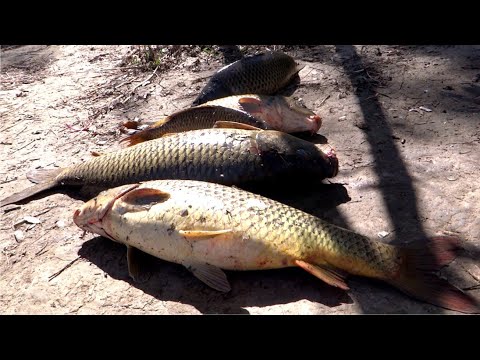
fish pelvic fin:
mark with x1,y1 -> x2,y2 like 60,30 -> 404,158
295,260 -> 350,290
186,262 -> 231,292
389,236 -> 480,314
127,245 -> 141,282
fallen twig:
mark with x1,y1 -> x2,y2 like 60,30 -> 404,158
0,120 -> 33,133
33,206 -> 56,217
130,65 -> 159,94
0,177 -> 17,184
12,139 -> 36,153
48,256 -> 81,281
318,95 -> 331,107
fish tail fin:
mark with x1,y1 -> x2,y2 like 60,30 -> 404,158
119,117 -> 171,146
390,236 -> 480,314
0,180 -> 58,207
119,131 -> 150,147
0,168 -> 62,207
26,168 -> 62,184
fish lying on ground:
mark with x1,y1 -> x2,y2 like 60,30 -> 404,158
122,95 -> 322,146
73,179 -> 480,314
193,51 -> 303,105
0,129 -> 338,207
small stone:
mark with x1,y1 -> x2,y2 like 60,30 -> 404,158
24,216 -> 41,224
377,231 -> 389,238
14,230 -> 25,242
56,220 -> 66,228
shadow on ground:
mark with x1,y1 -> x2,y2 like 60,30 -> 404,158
79,236 -> 353,314
1,45 -> 58,75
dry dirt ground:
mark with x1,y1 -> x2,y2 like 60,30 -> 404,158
0,45 -> 479,315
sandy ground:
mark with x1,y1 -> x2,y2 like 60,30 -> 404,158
0,45 -> 479,314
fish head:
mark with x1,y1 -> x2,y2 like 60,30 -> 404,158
273,97 -> 322,134
73,184 -> 140,241
257,131 -> 338,178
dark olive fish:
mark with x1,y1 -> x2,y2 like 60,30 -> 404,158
0,129 -> 338,207
192,51 -> 303,106
122,94 -> 322,146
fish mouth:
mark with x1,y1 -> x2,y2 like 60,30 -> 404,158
73,184 -> 140,240
325,148 -> 339,177
309,115 -> 322,134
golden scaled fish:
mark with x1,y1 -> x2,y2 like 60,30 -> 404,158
192,51 -> 303,105
73,180 -> 479,314
0,129 -> 338,207
122,95 -> 322,147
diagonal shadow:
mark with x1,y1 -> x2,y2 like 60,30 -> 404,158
334,45 -> 441,313
335,45 -> 427,244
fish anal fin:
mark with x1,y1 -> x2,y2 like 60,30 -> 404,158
213,121 -> 262,131
186,262 -> 231,292
295,259 -> 350,290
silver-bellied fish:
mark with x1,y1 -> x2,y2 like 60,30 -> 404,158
74,179 -> 479,314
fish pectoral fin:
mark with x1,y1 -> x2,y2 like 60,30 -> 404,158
119,188 -> 170,212
238,97 -> 263,114
213,121 -> 262,131
186,262 -> 231,293
295,260 -> 350,291
127,245 -> 141,281
179,229 -> 233,240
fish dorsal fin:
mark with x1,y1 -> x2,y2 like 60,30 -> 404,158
213,121 -> 262,131
150,116 -> 171,127
179,229 -> 233,239
119,188 -> 170,212
186,262 -> 231,292
295,260 -> 350,290
238,97 -> 264,114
